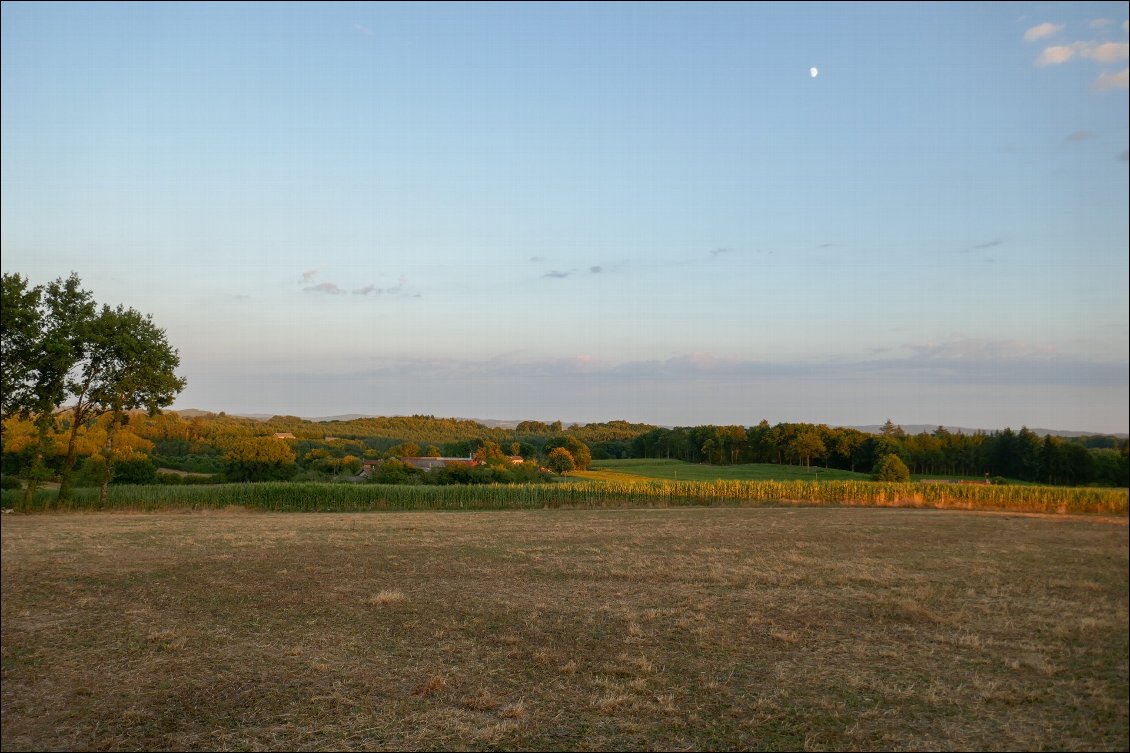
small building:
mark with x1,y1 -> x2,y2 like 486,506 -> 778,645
273,432 -> 296,440
359,457 -> 481,476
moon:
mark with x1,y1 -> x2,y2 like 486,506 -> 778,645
810,67 -> 819,78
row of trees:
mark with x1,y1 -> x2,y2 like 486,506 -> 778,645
1,273 -> 186,501
629,420 -> 1128,486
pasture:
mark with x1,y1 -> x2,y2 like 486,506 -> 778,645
2,508 -> 1127,751
587,458 -> 870,482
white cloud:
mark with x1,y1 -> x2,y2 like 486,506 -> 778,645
1094,68 -> 1129,90
1024,22 -> 1063,42
1089,18 -> 1112,29
1081,41 -> 1130,63
1036,44 -> 1077,65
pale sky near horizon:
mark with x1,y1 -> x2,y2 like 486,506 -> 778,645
3,2 -> 1128,433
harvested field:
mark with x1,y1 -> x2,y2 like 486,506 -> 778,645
2,508 -> 1127,751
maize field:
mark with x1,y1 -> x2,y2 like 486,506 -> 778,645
3,479 -> 1125,515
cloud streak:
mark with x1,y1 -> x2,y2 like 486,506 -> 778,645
304,282 -> 345,295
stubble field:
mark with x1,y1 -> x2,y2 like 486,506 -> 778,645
2,508 -> 1127,751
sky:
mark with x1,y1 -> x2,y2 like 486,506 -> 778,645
2,2 -> 1127,433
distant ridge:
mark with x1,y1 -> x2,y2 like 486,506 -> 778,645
169,410 -> 1126,438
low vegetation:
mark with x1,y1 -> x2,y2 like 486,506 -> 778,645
3,508 -> 1126,751
3,477 -> 1126,516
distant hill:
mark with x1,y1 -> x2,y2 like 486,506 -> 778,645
169,410 -> 1125,438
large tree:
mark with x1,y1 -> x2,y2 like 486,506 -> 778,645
14,274 -> 96,502
54,305 -> 186,501
788,431 -> 827,470
546,447 -> 576,475
543,435 -> 591,470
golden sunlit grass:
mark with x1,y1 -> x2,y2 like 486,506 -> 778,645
2,508 -> 1127,751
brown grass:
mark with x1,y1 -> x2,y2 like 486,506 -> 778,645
2,508 -> 1127,751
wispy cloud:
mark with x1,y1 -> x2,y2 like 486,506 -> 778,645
352,22 -> 374,37
1094,68 -> 1129,90
304,282 -> 345,295
1065,129 -> 1095,142
542,270 -> 572,279
529,256 -> 544,263
1024,22 -> 1063,42
301,269 -> 318,283
709,247 -> 735,258
589,265 -> 603,274
353,275 -> 413,297
1089,18 -> 1113,29
971,239 -> 1003,250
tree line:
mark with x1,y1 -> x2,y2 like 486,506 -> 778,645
628,420 -> 1128,486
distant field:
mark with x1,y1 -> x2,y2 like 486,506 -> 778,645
589,458 -> 871,482
2,509 -> 1126,751
587,459 -> 1029,486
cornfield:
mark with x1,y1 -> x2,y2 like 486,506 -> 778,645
2,479 -> 1125,515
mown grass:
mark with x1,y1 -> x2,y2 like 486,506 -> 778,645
3,477 -> 1126,516
2,508 -> 1127,751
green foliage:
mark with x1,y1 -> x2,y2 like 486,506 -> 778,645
0,475 -> 21,490
224,437 -> 298,482
0,273 -> 43,423
544,435 -> 591,470
547,447 -> 576,475
872,454 -> 911,482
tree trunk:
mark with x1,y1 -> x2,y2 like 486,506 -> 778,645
57,375 -> 96,502
22,415 -> 54,506
99,409 -> 119,507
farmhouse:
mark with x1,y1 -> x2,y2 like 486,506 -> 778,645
359,456 -> 481,476
273,432 -> 296,440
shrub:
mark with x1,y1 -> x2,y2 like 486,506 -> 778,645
0,475 -> 21,490
872,454 -> 911,482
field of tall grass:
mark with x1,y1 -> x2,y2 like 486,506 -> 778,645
4,478 -> 1125,515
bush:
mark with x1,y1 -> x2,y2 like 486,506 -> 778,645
872,454 -> 911,482
0,475 -> 21,490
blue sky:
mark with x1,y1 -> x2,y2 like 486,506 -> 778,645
3,2 -> 1127,432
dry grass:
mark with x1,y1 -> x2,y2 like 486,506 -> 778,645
2,508 -> 1127,751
